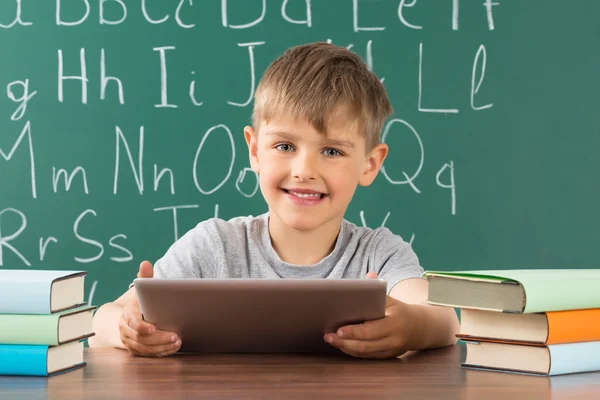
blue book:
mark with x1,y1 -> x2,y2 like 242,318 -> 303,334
462,340 -> 600,376
0,270 -> 86,314
0,341 -> 85,376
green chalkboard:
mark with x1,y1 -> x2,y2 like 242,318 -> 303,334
1,1 -> 599,307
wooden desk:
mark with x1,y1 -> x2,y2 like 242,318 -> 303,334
0,345 -> 599,399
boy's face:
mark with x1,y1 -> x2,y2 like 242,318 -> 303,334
244,113 -> 388,232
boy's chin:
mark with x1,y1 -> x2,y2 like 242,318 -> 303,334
274,210 -> 338,232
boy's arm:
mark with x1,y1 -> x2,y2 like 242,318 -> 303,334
88,288 -> 135,349
389,278 -> 459,351
325,274 -> 459,358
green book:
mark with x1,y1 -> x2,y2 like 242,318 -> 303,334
422,269 -> 600,313
0,305 -> 96,345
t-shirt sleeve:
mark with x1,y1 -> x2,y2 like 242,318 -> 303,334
372,229 -> 424,295
153,221 -> 218,279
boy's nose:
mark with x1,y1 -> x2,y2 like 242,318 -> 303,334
292,152 -> 317,181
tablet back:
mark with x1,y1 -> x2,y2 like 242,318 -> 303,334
135,278 -> 387,354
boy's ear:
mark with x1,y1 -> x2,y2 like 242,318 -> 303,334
358,143 -> 388,187
244,126 -> 259,174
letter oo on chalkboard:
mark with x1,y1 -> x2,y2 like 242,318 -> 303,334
0,0 -> 32,28
193,125 -> 235,195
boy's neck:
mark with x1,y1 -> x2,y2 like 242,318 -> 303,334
267,213 -> 342,265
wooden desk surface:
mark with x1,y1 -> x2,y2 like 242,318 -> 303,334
0,345 -> 599,400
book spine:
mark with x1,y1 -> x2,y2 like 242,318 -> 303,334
0,314 -> 58,345
0,345 -> 49,376
0,280 -> 51,314
549,342 -> 600,375
547,310 -> 600,344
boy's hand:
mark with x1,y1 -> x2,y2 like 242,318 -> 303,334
119,261 -> 182,357
323,272 -> 413,359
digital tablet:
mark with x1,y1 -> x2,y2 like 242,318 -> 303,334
134,278 -> 387,354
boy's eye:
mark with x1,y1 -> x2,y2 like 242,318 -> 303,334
323,148 -> 342,157
275,144 -> 294,152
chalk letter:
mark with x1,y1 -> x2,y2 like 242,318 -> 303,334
0,121 -> 37,198
222,0 -> 266,29
141,0 -> 168,24
53,166 -> 89,194
380,119 -> 423,194
0,208 -> 30,267
99,0 -> 127,25
189,71 -> 203,106
56,0 -> 90,26
154,205 -> 199,241
154,165 -> 175,194
101,49 -> 124,104
483,0 -> 499,31
366,40 -> 385,83
470,44 -> 493,111
153,46 -> 177,108
398,0 -> 422,30
193,125 -> 235,194
7,79 -> 37,121
352,0 -> 385,32
418,42 -> 459,114
359,210 -> 391,228
175,0 -> 195,28
235,167 -> 259,198
436,161 -> 456,215
281,0 -> 311,27
74,209 -> 104,263
227,42 -> 265,107
0,0 -> 33,28
113,126 -> 144,195
109,234 -> 133,262
58,48 -> 88,104
39,237 -> 58,261
452,0 -> 459,30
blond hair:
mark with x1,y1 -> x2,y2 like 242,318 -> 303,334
252,42 -> 392,151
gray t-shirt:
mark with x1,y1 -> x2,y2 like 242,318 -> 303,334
154,213 -> 424,294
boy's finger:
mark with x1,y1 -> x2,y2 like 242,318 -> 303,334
123,336 -> 181,357
324,334 -> 396,357
137,261 -> 154,278
366,272 -> 378,279
126,313 -> 156,335
336,318 -> 392,340
122,323 -> 178,346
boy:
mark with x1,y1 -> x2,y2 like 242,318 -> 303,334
89,43 -> 459,359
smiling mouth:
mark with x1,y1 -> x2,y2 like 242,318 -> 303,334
282,189 -> 327,199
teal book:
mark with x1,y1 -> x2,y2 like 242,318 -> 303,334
0,270 -> 86,314
462,340 -> 600,376
0,341 -> 85,377
422,269 -> 600,313
0,305 -> 96,345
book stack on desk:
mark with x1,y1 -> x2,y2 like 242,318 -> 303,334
0,270 -> 95,377
423,269 -> 600,376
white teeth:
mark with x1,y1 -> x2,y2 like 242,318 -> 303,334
289,191 -> 321,198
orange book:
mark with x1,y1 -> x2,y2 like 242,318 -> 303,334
457,308 -> 600,345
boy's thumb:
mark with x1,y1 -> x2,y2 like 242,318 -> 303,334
366,271 -> 378,279
137,260 -> 154,279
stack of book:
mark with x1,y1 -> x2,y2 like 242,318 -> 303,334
0,270 -> 95,377
423,269 -> 600,376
